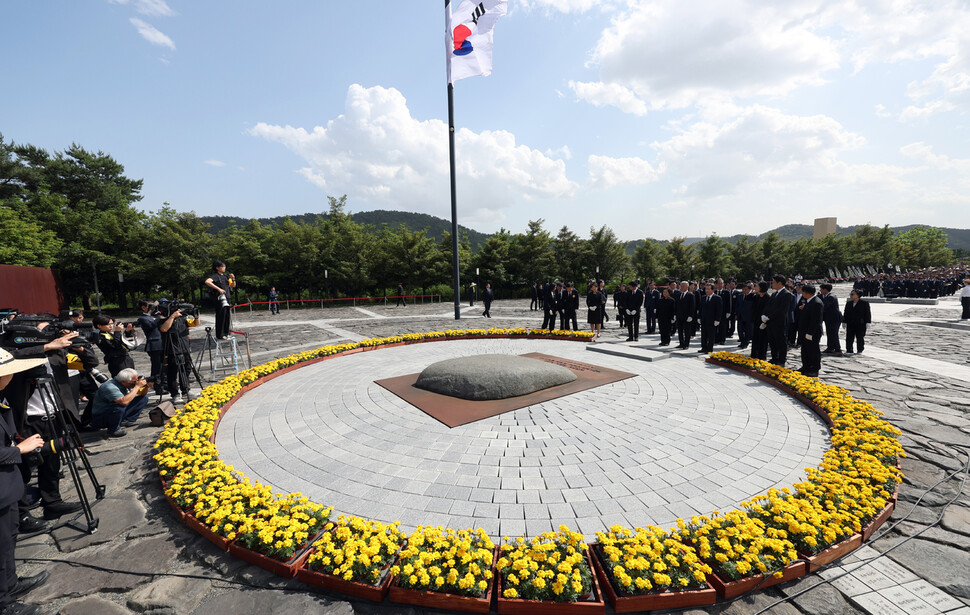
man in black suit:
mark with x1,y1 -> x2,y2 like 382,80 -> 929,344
819,283 -> 842,356
541,281 -> 560,330
691,282 -> 703,337
644,281 -> 660,334
797,285 -> 824,377
613,284 -> 627,329
736,283 -> 754,349
481,283 -> 494,318
561,282 -> 579,330
699,284 -> 723,353
761,275 -> 792,367
714,278 -> 732,344
843,289 -> 872,354
728,280 -> 743,338
668,280 -> 680,300
529,282 -> 539,311
675,281 -> 695,349
0,348 -> 51,615
625,281 -> 644,342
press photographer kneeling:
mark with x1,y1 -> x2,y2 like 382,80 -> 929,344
89,368 -> 148,438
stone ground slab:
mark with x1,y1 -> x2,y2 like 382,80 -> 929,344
52,492 -> 147,552
10,296 -> 970,614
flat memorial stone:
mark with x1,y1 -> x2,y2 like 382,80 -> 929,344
414,354 -> 577,400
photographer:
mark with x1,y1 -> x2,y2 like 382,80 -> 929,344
137,300 -> 165,396
160,306 -> 192,404
204,260 -> 235,340
89,368 -> 148,438
0,328 -> 83,531
92,315 -> 136,378
1,348 -> 51,615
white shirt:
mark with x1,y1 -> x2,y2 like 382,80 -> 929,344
961,284 -> 970,298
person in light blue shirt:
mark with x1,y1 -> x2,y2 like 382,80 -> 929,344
90,369 -> 148,437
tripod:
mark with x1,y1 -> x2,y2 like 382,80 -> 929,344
160,323 -> 203,401
30,376 -> 105,535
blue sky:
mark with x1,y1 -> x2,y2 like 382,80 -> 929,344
3,0 -> 969,241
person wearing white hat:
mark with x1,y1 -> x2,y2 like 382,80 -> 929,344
0,348 -> 51,615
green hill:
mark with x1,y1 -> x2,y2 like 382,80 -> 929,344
200,210 -> 969,255
624,224 -> 970,254
199,209 -> 490,250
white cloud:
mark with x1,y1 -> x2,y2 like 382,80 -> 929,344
571,1 -> 970,119
203,159 -> 227,167
249,84 -> 577,223
518,0 -> 612,14
134,0 -> 175,17
901,141 -> 970,173
568,81 -> 647,115
544,145 -> 572,160
587,155 -> 663,189
648,104 -> 889,200
578,1 -> 840,112
813,1 -> 970,120
129,17 -> 175,50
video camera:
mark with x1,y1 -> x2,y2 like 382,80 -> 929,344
156,299 -> 200,327
156,299 -> 195,317
0,313 -> 100,350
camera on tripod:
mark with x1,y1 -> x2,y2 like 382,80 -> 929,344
0,314 -> 100,349
156,299 -> 200,327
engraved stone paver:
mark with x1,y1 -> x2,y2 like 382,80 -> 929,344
216,338 -> 830,538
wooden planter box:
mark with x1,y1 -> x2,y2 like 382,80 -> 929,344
389,546 -> 495,613
800,533 -> 863,572
183,513 -> 231,551
163,491 -> 185,522
227,538 -> 316,579
590,544 -> 715,613
388,580 -> 493,613
862,495 -> 896,542
496,550 -> 605,615
706,561 -> 806,599
295,548 -> 396,602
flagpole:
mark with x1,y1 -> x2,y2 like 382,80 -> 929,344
446,0 -> 461,320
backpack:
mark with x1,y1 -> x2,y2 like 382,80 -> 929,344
148,401 -> 177,427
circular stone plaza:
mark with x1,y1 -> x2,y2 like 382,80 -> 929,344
216,337 -> 830,540
16,286 -> 970,615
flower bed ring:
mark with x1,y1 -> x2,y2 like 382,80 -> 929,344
155,336 -> 902,612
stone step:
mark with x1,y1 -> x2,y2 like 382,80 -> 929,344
925,320 -> 970,332
868,297 -> 940,304
585,343 -> 670,362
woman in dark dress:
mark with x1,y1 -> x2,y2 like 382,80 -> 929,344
586,282 -> 605,340
842,289 -> 871,354
656,287 -> 676,346
751,281 -> 770,360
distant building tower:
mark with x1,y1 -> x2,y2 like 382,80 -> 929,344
813,217 -> 837,239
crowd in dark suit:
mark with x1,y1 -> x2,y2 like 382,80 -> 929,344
529,273 -> 884,380
852,267 -> 968,299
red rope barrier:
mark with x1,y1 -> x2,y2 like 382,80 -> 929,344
232,294 -> 442,309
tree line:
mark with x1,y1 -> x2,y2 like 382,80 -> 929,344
0,135 -> 958,309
